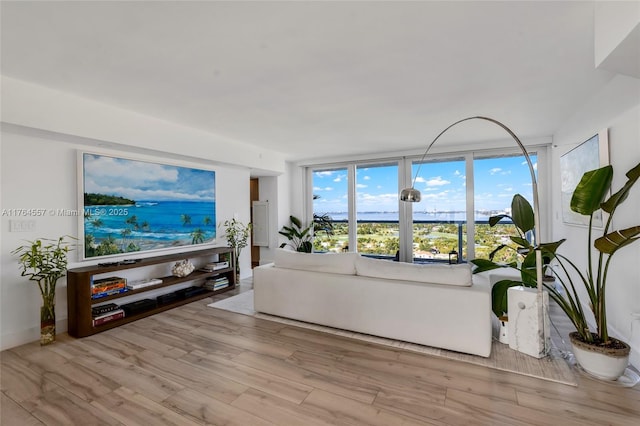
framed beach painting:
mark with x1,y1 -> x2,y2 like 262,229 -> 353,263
560,129 -> 609,227
78,151 -> 216,260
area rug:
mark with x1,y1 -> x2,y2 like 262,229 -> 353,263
208,290 -> 578,386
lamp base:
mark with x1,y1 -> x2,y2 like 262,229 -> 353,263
508,286 -> 550,358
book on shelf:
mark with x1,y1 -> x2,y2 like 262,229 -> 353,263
92,282 -> 126,295
201,261 -> 230,272
92,309 -> 125,326
205,277 -> 229,285
91,303 -> 120,317
126,278 -> 163,290
92,276 -> 127,295
203,277 -> 230,291
92,276 -> 127,286
91,287 -> 128,299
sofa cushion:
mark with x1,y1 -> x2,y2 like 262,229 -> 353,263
355,255 -> 472,286
273,249 -> 357,275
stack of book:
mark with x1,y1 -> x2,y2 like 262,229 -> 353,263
126,278 -> 163,290
91,276 -> 128,299
201,261 -> 229,272
91,303 -> 125,326
203,276 -> 230,291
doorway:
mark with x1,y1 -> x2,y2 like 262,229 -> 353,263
250,178 -> 260,268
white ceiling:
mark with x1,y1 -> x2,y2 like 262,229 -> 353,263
0,1 -> 616,162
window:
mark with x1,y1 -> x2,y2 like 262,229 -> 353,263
355,163 -> 399,257
312,167 -> 348,253
307,147 -> 545,263
473,154 -> 537,263
410,157 -> 466,262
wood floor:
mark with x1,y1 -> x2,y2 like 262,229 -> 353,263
2,282 -> 639,426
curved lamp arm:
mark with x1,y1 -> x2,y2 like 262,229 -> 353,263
400,116 -> 545,352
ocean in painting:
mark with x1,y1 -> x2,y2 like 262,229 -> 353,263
84,200 -> 216,254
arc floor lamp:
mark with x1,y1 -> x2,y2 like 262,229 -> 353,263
400,116 -> 548,357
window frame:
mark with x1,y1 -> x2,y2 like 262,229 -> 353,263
305,144 -> 549,262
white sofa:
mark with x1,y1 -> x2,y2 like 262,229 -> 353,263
253,250 -> 492,357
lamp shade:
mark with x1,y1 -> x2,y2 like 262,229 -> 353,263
400,187 -> 421,202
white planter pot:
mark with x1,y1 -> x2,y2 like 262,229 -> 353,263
570,332 -> 630,381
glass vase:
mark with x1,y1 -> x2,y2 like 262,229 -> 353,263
40,303 -> 56,345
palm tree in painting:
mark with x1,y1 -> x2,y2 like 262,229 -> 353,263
120,228 -> 132,251
90,218 -> 104,228
125,215 -> 139,229
96,235 -> 120,256
191,228 -> 206,244
84,234 -> 96,258
181,214 -> 192,226
122,215 -> 142,250
203,216 -> 212,226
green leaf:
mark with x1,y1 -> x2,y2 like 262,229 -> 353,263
298,241 -> 313,253
570,165 -> 613,216
519,251 -> 538,286
510,236 -> 531,249
594,226 -> 640,255
290,215 -> 302,229
492,280 -> 523,317
489,214 -> 511,227
469,259 -> 504,274
511,194 -> 534,233
539,239 -> 565,255
602,162 -> 640,213
488,244 -> 508,261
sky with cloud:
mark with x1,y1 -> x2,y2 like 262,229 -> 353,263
312,155 -> 535,215
83,154 -> 215,202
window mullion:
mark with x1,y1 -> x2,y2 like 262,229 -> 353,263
347,164 -> 357,252
465,153 -> 475,260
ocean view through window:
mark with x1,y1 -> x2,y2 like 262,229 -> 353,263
311,151 -> 539,264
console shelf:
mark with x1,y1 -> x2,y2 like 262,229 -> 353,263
67,247 -> 235,337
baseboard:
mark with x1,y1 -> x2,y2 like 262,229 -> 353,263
630,313 -> 640,370
630,342 -> 639,371
0,318 -> 68,351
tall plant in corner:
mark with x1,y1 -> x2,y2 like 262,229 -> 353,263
473,162 -> 640,380
12,236 -> 74,345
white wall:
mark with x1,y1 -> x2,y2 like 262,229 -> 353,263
1,76 -> 286,175
257,175 -> 279,265
0,74 -> 288,350
594,1 -> 640,78
256,162 -> 301,264
0,125 -> 253,350
552,74 -> 640,367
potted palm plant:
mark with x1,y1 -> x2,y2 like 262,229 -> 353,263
473,161 -> 640,380
279,215 -> 313,252
221,218 -> 252,283
12,236 -> 74,345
